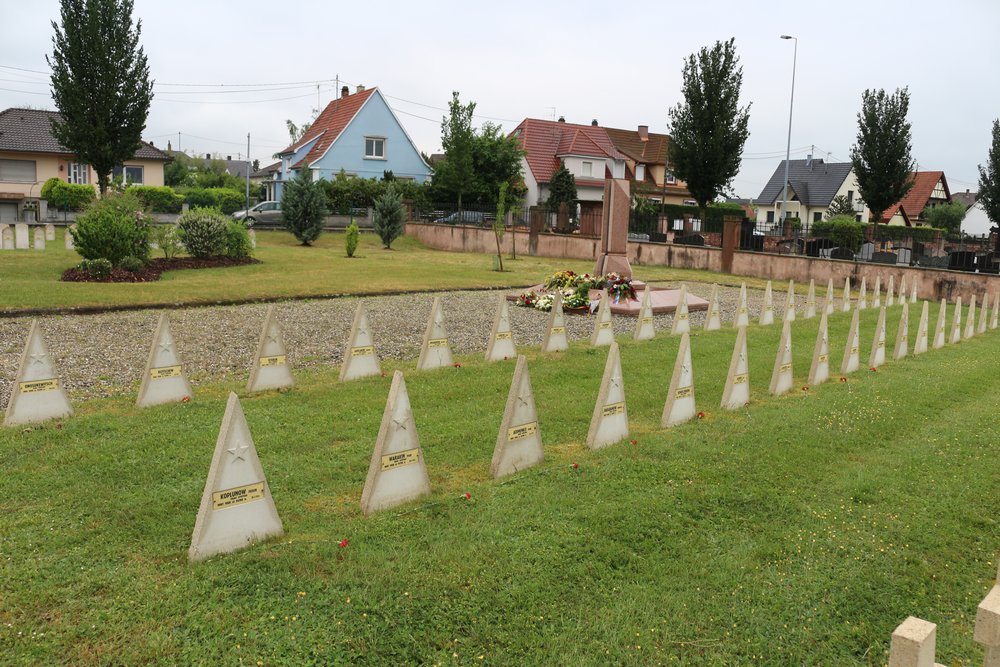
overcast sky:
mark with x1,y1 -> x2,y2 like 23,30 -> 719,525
1,0 -> 998,198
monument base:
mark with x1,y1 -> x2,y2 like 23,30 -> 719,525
594,253 -> 632,280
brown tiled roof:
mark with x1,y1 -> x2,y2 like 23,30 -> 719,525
511,118 -> 624,184
280,88 -> 377,168
604,126 -> 669,165
951,190 -> 977,209
895,171 -> 950,220
0,108 -> 169,160
251,161 -> 281,178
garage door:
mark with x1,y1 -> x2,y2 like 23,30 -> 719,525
0,202 -> 17,222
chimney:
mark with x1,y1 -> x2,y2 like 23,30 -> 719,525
806,153 -> 813,168
226,155 -> 232,161
356,84 -> 365,94
557,116 -> 565,123
341,85 -> 350,98
638,125 -> 649,141
206,153 -> 211,160
167,140 -> 172,151
591,119 -> 598,126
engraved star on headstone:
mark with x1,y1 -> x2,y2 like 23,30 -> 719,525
266,332 -> 281,345
517,392 -> 532,408
392,411 -> 411,432
227,441 -> 249,461
610,375 -> 622,389
158,336 -> 174,354
30,352 -> 48,366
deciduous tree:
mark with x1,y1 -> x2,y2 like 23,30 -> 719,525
434,92 -> 476,209
923,201 -> 966,234
978,119 -> 1000,227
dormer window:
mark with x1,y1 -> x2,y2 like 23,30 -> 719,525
636,164 -> 645,181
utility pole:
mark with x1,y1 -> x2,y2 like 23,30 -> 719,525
245,132 -> 251,215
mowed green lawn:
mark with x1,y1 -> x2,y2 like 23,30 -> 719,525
1,228 -> 785,313
2,302 -> 998,665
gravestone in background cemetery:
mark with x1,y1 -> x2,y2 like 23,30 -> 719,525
361,371 -> 431,515
670,284 -> 691,335
3,320 -> 73,427
590,290 -> 614,347
872,251 -> 897,265
485,296 -> 517,361
735,282 -> 750,328
541,293 -> 569,352
14,223 -> 28,249
808,310 -> 830,386
417,297 -> 454,371
340,302 -> 382,381
914,301 -> 929,355
769,319 -> 794,396
44,223 -> 54,241
246,305 -> 294,392
934,299 -> 947,349
873,276 -> 882,308
784,280 -> 796,322
586,342 -> 629,449
978,294 -> 988,334
825,278 -> 835,315
1,226 -> 12,249
136,313 -> 194,408
910,280 -> 917,304
661,331 -> 696,427
491,355 -> 543,478
64,227 -> 74,249
965,295 -> 977,340
830,246 -> 855,260
869,306 -> 887,368
895,247 -> 912,266
887,275 -> 896,307
32,227 -> 44,250
633,286 -> 655,341
841,307 -> 861,374
858,242 -> 875,261
858,277 -> 868,310
804,279 -> 816,319
898,276 -> 907,303
842,277 -> 852,312
188,392 -> 284,563
247,229 -> 256,248
992,293 -> 999,329
721,326 -> 750,410
893,301 -> 909,360
759,280 -> 775,326
703,284 -> 722,331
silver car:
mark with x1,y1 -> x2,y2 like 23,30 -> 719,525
233,201 -> 282,225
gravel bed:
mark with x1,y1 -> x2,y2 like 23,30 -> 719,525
0,281 -> 802,406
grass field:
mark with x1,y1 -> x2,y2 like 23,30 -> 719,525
0,229 -> 787,313
2,301 -> 998,665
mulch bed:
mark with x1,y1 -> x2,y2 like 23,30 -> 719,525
61,257 -> 261,283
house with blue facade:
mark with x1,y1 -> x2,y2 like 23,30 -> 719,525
272,85 -> 431,200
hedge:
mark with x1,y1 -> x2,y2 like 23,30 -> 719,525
180,187 -> 246,214
40,178 -> 96,211
131,186 -> 184,213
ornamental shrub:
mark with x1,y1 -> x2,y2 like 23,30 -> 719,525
283,167 -> 326,245
181,187 -> 245,214
811,215 -> 864,252
71,191 -> 150,265
43,178 -> 96,211
224,219 -> 253,259
149,223 -> 183,259
77,258 -> 112,279
372,187 -> 405,249
131,186 -> 183,213
345,218 -> 360,257
119,256 -> 145,273
177,207 -> 228,258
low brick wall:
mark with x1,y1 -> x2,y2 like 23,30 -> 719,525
407,222 -> 1000,301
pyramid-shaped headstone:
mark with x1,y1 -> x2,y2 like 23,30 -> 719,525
808,309 -> 830,386
721,327 -> 750,410
541,293 -> 569,352
914,301 -> 930,356
361,371 -> 431,515
491,355 -> 543,478
910,280 -> 917,304
586,342 -> 628,449
965,295 -> 977,340
136,313 -> 194,408
591,289 -> 615,347
869,306 -> 887,368
3,320 -> 73,426
858,276 -> 868,310
701,283 -> 722,331
933,299 -> 947,349
735,282 -> 750,328
893,301 -> 909,360
769,319 -> 794,396
978,294 -> 988,334
898,276 -> 907,306
887,275 -> 896,307
661,332 -> 696,427
825,278 -> 835,315
784,280 -> 796,322
804,279 -> 816,319
841,306 -> 862,374
991,293 -> 999,330
247,305 -> 294,392
633,286 -> 656,341
842,277 -> 852,312
417,297 -> 454,371
950,296 -> 963,343
485,296 -> 517,361
759,280 -> 775,325
873,276 -> 882,308
340,302 -> 382,381
671,284 -> 691,335
188,392 -> 284,562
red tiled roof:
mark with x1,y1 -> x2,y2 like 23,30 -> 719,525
603,126 -> 669,165
879,202 -> 911,225
891,171 -> 950,221
511,118 -> 624,184
281,88 -> 377,168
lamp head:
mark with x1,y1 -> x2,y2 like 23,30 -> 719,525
780,35 -> 794,40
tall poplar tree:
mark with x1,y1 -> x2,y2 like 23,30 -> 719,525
978,119 -> 1000,227
47,0 -> 154,194
434,92 -> 476,209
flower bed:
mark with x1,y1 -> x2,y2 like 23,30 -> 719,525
516,270 -> 637,312
62,256 -> 260,283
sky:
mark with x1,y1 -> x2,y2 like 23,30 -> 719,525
1,0 -> 998,198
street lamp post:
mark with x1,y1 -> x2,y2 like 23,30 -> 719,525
778,35 -> 797,241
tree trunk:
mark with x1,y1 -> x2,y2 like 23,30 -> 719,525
494,230 -> 504,272
97,172 -> 109,196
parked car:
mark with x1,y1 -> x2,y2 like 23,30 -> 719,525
233,201 -> 282,225
433,210 -> 487,226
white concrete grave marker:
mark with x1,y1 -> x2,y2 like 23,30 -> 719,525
591,289 -> 615,347
32,227 -> 44,250
485,295 -> 518,361
869,306 -> 887,369
992,292 -> 999,330
721,326 -> 750,410
841,306 -> 862,374
671,284 -> 691,335
888,616 -> 945,667
978,294 -> 989,334
873,276 -> 882,308
340,302 -> 381,381
3,320 -> 73,427
825,278 -> 835,315
1,226 -> 12,249
247,228 -> 256,249
735,282 -> 750,327
842,276 -> 852,312
247,305 -> 294,392
887,275 -> 896,307
950,296 -> 963,344
586,342 -> 629,449
804,278 -> 816,319
910,280 -> 918,303
974,577 -> 1000,667
64,226 -> 75,250
541,293 -> 569,352
188,392 -> 284,562
898,276 -> 907,306
769,319 -> 794,396
491,355 -> 543,478
136,313 -> 194,408
14,223 -> 28,249
893,301 -> 909,360
914,301 -> 929,356
661,332 -> 696,427
759,280 -> 775,325
858,276 -> 868,310
361,371 -> 431,515
633,286 -> 656,341
44,223 -> 55,241
808,309 -> 830,386
702,283 -> 722,331
933,299 -> 947,349
0,223 -> 7,248
417,297 -> 454,370
965,295 -> 977,340
783,280 -> 796,322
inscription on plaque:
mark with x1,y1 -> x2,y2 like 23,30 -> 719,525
494,332 -> 512,341
380,448 -> 420,471
351,346 -> 374,357
259,355 -> 286,367
601,402 -> 625,417
733,373 -> 748,385
427,338 -> 448,349
779,363 -> 792,373
599,321 -> 612,330
18,378 -> 59,393
150,365 -> 182,379
549,326 -> 565,335
212,481 -> 265,510
674,386 -> 693,399
818,354 -> 828,363
507,422 -> 537,441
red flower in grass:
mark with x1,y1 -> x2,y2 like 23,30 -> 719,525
629,439 -> 637,446
697,411 -> 706,419
454,362 -> 462,368
380,371 -> 386,378
338,538 -> 349,549
802,386 -> 809,392
840,377 -> 848,383
464,492 -> 471,500
181,396 -> 190,403
869,367 -> 878,372
571,462 -> 579,470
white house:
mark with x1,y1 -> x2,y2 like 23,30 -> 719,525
755,158 -> 869,225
